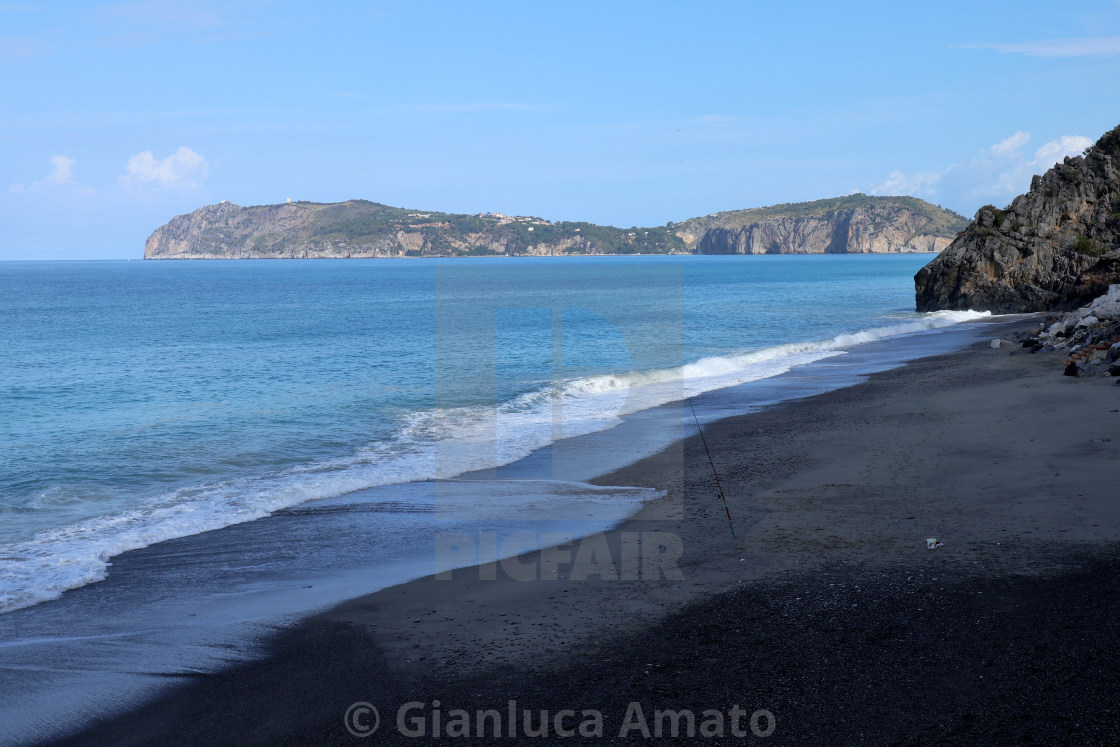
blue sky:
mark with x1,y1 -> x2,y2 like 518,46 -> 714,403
2,1 -> 1119,259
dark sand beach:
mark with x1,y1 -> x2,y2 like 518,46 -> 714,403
54,321 -> 1120,745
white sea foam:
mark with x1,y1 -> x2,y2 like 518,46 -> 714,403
0,309 -> 990,613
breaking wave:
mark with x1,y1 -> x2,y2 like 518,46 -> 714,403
0,309 -> 989,613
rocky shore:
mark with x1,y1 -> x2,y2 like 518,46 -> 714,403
1000,285 -> 1120,379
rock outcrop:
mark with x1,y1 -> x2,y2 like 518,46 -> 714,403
915,125 -> 1120,313
1013,285 -> 1120,379
690,197 -> 959,255
145,195 -> 966,259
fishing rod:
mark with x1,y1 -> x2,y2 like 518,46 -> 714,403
686,396 -> 737,539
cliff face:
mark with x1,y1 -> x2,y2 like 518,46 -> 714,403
915,125 -> 1120,313
144,195 -> 966,259
690,202 -> 954,255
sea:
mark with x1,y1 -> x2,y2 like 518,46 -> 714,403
0,255 -> 994,742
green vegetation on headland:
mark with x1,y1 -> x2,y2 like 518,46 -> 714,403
683,194 -> 967,236
305,200 -> 688,255
145,195 -> 969,259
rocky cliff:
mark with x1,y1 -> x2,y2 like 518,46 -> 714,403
686,195 -> 962,255
915,125 -> 1120,313
145,195 -> 966,260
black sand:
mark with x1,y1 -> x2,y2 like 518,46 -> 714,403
49,329 -> 1120,746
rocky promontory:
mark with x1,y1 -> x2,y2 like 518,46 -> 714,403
684,195 -> 962,255
915,124 -> 1120,313
144,195 -> 965,260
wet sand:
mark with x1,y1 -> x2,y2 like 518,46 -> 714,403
53,323 -> 1120,745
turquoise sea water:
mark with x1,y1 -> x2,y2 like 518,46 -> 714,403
0,255 -> 986,613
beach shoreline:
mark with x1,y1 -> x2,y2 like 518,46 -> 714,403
49,318 -> 1120,745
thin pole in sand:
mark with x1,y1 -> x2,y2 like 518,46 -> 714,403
686,396 -> 737,539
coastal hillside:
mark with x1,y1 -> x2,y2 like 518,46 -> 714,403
144,195 -> 966,259
915,124 -> 1120,313
682,195 -> 965,254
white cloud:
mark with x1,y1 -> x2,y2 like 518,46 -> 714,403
41,154 -> 76,186
120,146 -> 209,188
876,169 -> 944,195
1032,135 -> 1093,169
967,36 -> 1120,58
987,131 -> 1030,156
871,131 -> 1094,212
8,154 -> 91,193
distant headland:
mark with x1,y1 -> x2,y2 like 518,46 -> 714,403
144,195 -> 967,260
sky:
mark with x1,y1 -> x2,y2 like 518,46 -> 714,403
2,1 -> 1119,259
